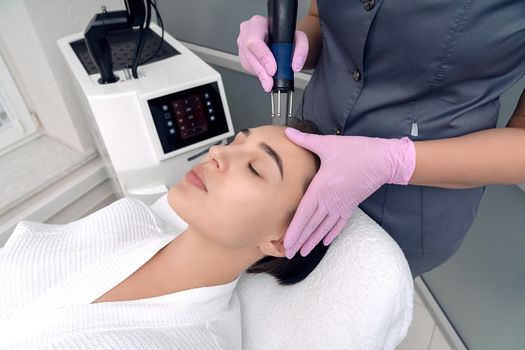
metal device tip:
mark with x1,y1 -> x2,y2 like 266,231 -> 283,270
270,92 -> 275,118
277,91 -> 281,118
287,91 -> 293,118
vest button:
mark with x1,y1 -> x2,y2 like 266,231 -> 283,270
333,128 -> 341,135
363,0 -> 375,11
352,69 -> 361,81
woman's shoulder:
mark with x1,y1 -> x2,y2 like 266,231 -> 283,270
0,197 -> 169,320
2,198 -> 160,250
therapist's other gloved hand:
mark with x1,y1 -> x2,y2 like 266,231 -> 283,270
237,15 -> 309,92
283,128 -> 417,258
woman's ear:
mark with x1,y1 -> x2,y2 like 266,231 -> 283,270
258,237 -> 286,257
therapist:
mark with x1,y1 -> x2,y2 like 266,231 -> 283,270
237,0 -> 525,277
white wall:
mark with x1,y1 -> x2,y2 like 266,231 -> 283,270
0,0 -> 122,153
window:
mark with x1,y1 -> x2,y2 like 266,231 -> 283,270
0,51 -> 39,154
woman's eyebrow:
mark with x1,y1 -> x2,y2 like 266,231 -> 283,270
240,128 -> 284,180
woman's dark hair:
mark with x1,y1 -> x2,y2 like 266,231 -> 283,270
246,118 -> 331,285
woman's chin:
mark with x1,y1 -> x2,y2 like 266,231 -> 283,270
167,184 -> 190,210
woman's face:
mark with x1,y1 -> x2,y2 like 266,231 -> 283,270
167,125 -> 317,256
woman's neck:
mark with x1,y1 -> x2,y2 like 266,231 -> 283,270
155,226 -> 264,291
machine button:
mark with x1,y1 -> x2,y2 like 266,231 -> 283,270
352,69 -> 361,81
333,128 -> 341,135
363,0 -> 375,11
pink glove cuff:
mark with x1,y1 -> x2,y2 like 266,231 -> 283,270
390,136 -> 417,185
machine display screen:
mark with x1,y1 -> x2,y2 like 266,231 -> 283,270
147,82 -> 229,155
171,95 -> 208,140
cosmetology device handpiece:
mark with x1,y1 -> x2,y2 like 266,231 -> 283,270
267,0 -> 298,125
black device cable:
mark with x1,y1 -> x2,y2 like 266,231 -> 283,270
130,1 -> 146,78
131,0 -> 151,78
139,0 -> 164,65
131,1 -> 151,79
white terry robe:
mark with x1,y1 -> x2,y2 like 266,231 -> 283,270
0,195 -> 241,349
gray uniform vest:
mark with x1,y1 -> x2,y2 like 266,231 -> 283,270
296,0 -> 525,276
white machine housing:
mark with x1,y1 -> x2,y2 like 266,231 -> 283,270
58,24 -> 234,203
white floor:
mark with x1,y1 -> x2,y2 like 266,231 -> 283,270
397,289 -> 453,350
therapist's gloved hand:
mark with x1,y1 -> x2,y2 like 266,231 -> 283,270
283,128 -> 417,258
237,15 -> 309,92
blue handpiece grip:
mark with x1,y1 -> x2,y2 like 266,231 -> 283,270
271,43 -> 293,81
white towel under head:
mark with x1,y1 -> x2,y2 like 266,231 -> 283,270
236,207 -> 414,350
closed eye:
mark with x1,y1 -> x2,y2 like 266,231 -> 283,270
248,163 -> 260,177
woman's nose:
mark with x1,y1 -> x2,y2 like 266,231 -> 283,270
207,144 -> 229,171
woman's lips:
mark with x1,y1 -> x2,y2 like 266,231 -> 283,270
185,168 -> 207,192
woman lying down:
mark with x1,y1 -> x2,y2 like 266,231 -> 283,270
0,120 -> 332,349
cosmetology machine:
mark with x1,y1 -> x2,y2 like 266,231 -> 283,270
58,0 -> 233,203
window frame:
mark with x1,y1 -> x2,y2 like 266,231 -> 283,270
0,51 -> 39,155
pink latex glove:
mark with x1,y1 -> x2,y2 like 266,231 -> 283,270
284,128 -> 417,258
237,15 -> 309,92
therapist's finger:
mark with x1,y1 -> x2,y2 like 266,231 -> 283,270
246,38 -> 277,76
239,37 -> 274,91
322,215 -> 351,246
284,128 -> 327,156
285,203 -> 327,259
299,213 -> 339,257
284,190 -> 318,252
292,30 -> 309,72
245,51 -> 274,92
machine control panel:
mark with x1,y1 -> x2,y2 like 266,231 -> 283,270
148,82 -> 229,155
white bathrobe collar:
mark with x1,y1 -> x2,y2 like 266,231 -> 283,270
149,193 -> 189,233
0,196 -> 240,347
1,274 -> 240,346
